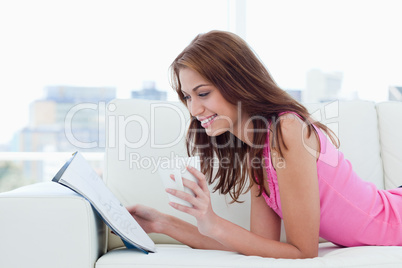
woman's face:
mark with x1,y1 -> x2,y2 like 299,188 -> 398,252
179,68 -> 249,139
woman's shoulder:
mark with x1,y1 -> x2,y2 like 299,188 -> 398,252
271,111 -> 320,160
277,111 -> 303,121
268,112 -> 303,145
275,112 -> 305,135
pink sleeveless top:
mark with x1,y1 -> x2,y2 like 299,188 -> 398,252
262,112 -> 402,247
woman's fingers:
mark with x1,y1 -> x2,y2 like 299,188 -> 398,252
126,204 -> 140,215
167,166 -> 211,213
168,174 -> 208,202
181,177 -> 206,198
169,165 -> 207,190
166,187 -> 202,208
169,170 -> 207,197
186,165 -> 209,191
168,200 -> 196,215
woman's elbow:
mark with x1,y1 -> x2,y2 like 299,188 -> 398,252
298,248 -> 318,259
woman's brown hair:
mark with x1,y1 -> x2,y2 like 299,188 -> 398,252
170,30 -> 339,202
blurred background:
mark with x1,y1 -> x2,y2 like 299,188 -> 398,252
1,0 -> 401,192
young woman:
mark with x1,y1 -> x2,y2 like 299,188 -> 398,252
127,30 -> 402,259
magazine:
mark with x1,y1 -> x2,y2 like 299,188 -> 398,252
52,152 -> 155,254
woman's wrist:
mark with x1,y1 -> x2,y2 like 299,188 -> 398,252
196,212 -> 222,238
154,212 -> 173,235
203,215 -> 229,245
210,215 -> 224,238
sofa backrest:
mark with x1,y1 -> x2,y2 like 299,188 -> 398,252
376,102 -> 402,189
104,99 -> 400,250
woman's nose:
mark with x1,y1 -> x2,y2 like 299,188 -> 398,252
189,99 -> 203,117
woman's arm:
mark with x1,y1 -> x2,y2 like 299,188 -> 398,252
168,115 -> 320,258
161,212 -> 230,250
127,204 -> 230,251
273,114 -> 321,257
250,183 -> 281,241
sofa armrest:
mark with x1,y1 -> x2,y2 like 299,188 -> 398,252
0,182 -> 107,268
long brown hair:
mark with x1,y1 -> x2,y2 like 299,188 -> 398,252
170,30 -> 339,202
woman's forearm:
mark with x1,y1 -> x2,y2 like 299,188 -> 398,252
211,216 -> 316,259
160,213 -> 311,259
160,214 -> 231,251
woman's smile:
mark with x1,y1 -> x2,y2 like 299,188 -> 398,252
199,114 -> 218,128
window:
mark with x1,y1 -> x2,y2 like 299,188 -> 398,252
1,0 -> 401,192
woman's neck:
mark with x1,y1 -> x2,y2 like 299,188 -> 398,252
231,114 -> 254,147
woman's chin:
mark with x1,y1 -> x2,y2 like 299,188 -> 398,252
204,127 -> 228,137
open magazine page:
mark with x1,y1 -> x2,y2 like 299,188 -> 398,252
53,152 -> 155,253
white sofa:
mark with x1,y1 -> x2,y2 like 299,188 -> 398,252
1,99 -> 402,268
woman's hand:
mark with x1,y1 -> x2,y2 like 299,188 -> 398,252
167,166 -> 219,237
126,204 -> 166,234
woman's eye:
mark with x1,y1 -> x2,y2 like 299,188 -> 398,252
183,95 -> 190,101
199,92 -> 210,97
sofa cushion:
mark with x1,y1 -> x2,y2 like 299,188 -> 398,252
0,182 -> 106,268
96,243 -> 402,268
376,101 -> 402,189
